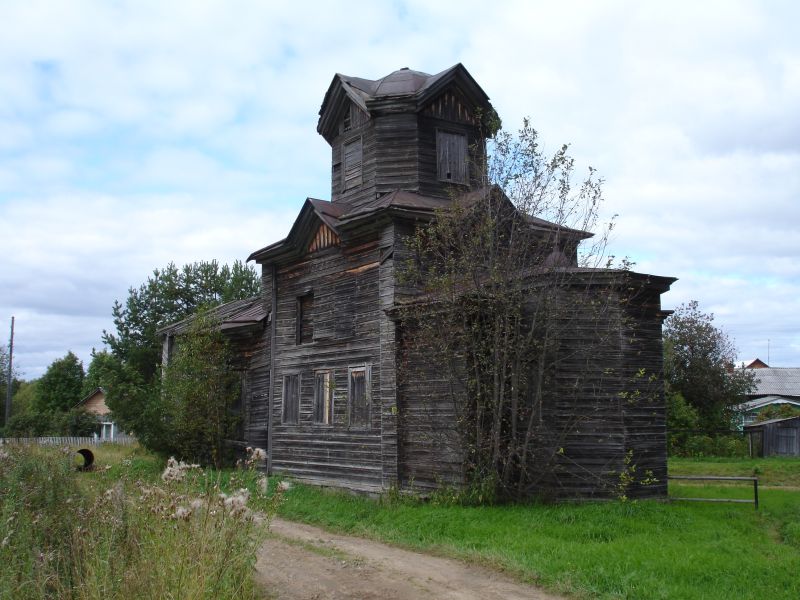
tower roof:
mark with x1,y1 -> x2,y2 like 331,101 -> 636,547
317,63 -> 494,143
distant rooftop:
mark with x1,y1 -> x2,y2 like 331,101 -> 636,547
748,367 -> 800,397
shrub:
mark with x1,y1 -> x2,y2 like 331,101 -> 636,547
0,445 -> 273,599
669,433 -> 749,458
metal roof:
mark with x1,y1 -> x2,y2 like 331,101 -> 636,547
737,395 -> 800,412
159,296 -> 266,337
749,368 -> 800,397
744,415 -> 800,428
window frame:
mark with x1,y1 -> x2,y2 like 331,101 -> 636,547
342,135 -> 363,191
436,129 -> 468,184
313,370 -> 334,425
282,373 -> 300,425
347,364 -> 371,429
296,292 -> 314,345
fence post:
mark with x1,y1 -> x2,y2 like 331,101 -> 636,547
753,478 -> 759,510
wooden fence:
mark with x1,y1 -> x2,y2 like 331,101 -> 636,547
0,435 -> 137,447
669,475 -> 759,510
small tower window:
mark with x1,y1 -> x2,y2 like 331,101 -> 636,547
296,292 -> 314,345
342,137 -> 362,190
437,130 -> 468,184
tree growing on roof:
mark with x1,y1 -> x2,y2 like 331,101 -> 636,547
400,120 -> 662,501
663,300 -> 755,432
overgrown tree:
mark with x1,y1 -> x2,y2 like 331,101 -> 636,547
663,301 -> 755,432
160,311 -> 241,467
102,259 -> 259,382
34,351 -> 85,414
81,349 -> 117,396
400,120 -> 648,500
102,259 -> 258,455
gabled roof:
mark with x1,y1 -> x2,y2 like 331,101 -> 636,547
748,368 -> 800,398
249,186 -> 598,266
736,395 -> 800,412
317,64 -> 493,143
75,387 -> 105,409
744,414 -> 800,428
158,296 -> 266,337
248,197 -> 348,263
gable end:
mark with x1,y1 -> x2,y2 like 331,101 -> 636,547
309,223 -> 340,253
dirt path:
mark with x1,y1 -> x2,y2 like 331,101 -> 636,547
255,517 -> 562,600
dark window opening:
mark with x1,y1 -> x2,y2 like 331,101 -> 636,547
296,293 -> 314,345
313,371 -> 333,425
437,130 -> 468,184
282,374 -> 299,424
343,137 -> 362,190
348,366 -> 370,428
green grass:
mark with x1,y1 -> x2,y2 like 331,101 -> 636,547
272,459 -> 800,599
0,443 -> 271,600
669,456 -> 800,486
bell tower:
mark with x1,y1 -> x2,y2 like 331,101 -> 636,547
317,64 -> 496,209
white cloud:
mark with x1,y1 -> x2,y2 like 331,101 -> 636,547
0,0 -> 799,375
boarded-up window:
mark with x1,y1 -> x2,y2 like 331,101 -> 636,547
348,366 -> 370,428
437,130 -> 468,184
282,374 -> 299,424
313,371 -> 333,425
343,137 -> 362,190
334,280 -> 356,338
296,293 -> 313,345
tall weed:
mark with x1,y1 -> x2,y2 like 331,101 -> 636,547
0,445 -> 274,600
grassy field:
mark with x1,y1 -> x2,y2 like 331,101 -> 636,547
274,457 -> 800,600
5,445 -> 798,599
0,443 -> 272,600
670,456 -> 800,486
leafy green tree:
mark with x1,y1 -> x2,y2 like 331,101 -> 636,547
81,349 -> 117,396
34,351 -> 85,414
663,301 -> 755,432
666,390 -> 701,432
102,259 -> 259,382
101,260 -> 258,451
10,379 -> 38,416
160,311 -> 241,467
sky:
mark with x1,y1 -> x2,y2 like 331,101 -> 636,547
1,0 -> 798,379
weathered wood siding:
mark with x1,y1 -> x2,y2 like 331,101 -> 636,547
394,273 -> 669,499
396,318 -> 466,491
525,278 -> 668,499
268,234 -> 386,491
330,94 -> 486,208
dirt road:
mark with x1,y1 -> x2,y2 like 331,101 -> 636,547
255,517 -> 562,600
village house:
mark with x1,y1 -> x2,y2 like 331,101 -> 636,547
162,64 -> 675,499
75,387 -> 117,441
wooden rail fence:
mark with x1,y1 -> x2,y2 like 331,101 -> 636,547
669,475 -> 759,510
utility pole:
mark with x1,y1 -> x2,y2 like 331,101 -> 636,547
5,316 -> 13,427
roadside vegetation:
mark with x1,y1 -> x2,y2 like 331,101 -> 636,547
4,442 -> 798,599
274,457 -> 800,600
0,443 -> 273,600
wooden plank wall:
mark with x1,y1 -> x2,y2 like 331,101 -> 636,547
417,114 -> 484,198
620,286 -> 669,498
394,276 -> 669,500
396,318 -> 466,491
329,98 -> 486,208
267,234 -> 386,492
